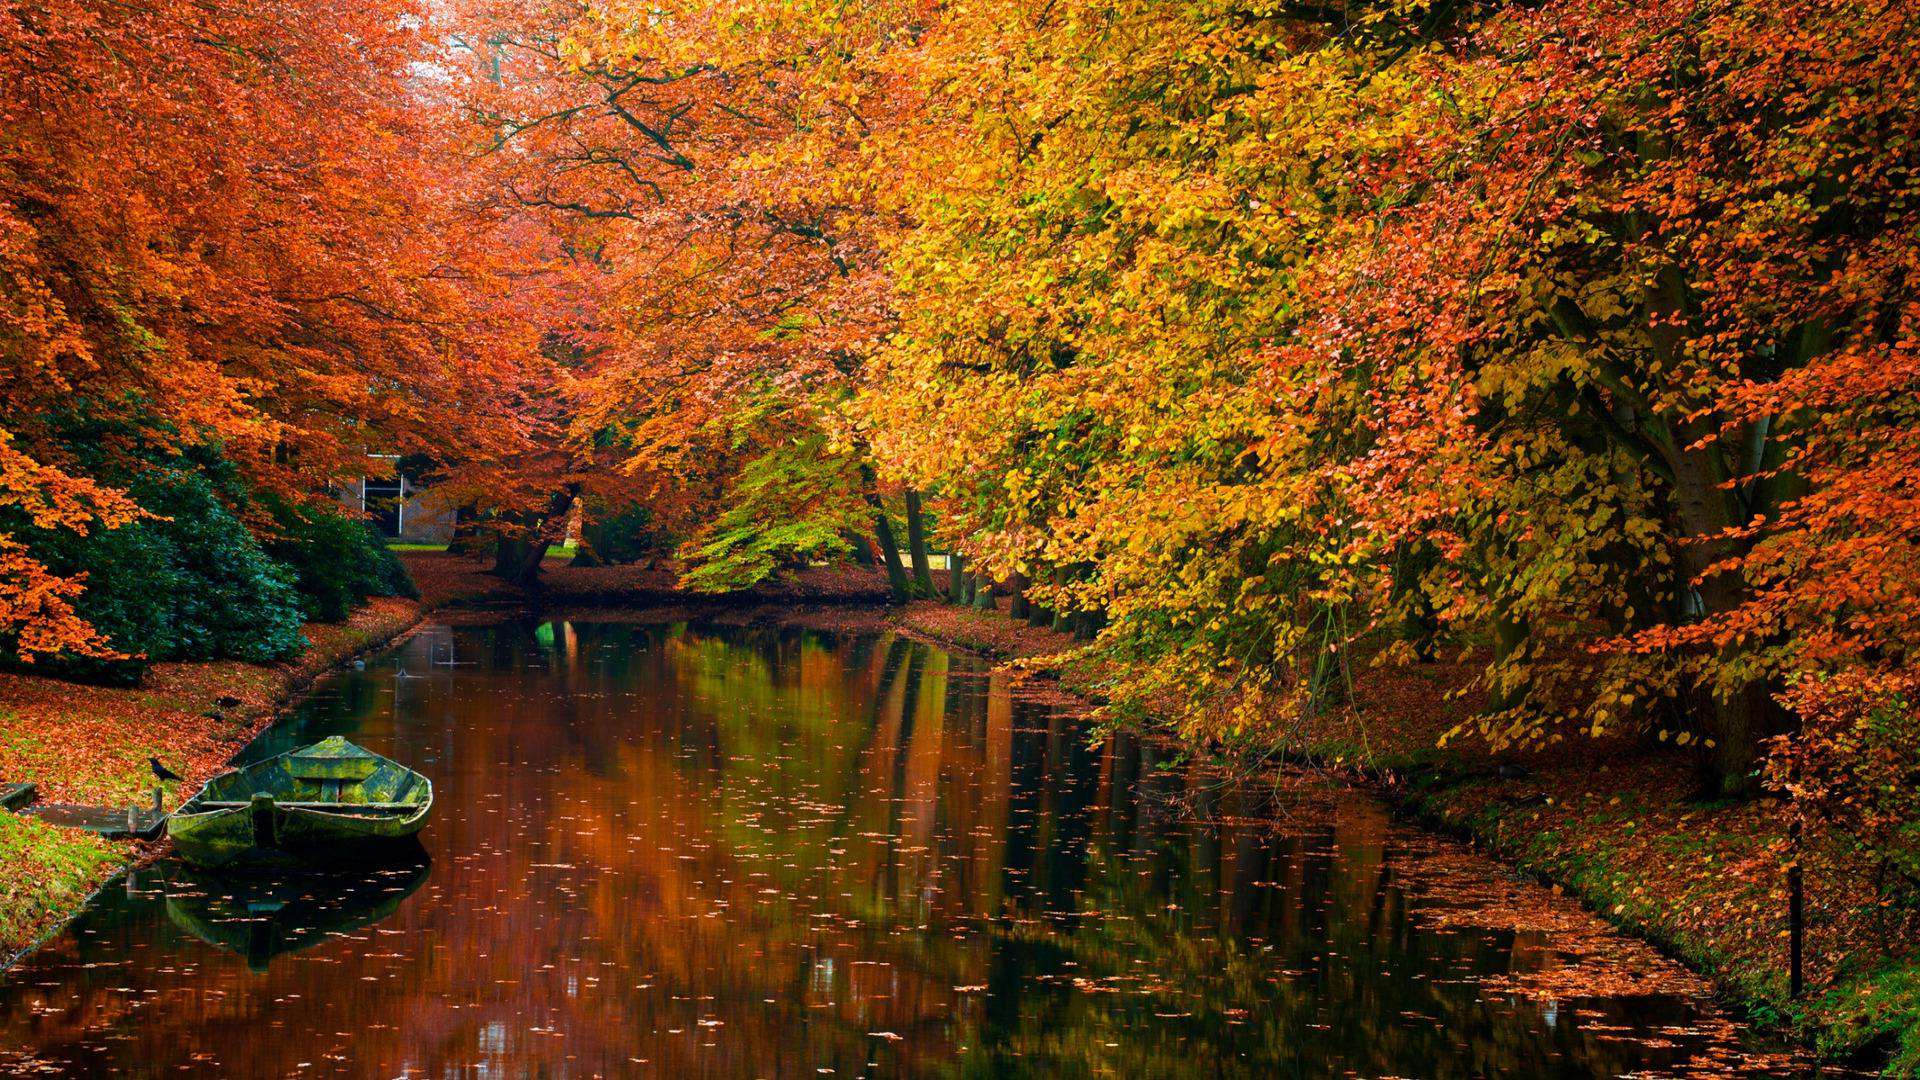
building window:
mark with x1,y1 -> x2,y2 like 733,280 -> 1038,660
363,476 -> 405,537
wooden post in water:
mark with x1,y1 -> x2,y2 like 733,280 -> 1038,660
250,792 -> 277,849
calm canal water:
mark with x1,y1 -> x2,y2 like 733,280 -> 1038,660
0,618 -> 1803,1077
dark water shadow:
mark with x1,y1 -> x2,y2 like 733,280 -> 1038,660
161,845 -> 432,973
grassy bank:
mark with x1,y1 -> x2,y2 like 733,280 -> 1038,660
0,597 -> 425,967
0,816 -> 118,960
897,601 -> 1917,1074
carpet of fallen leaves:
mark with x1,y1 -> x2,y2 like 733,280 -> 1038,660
896,601 -> 1083,663
0,596 -> 424,964
900,600 -> 1919,1070
1399,757 -> 1920,1068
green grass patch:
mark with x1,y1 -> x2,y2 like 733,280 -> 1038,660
1816,964 -> 1920,1074
0,815 -> 118,953
0,716 -> 43,758
389,542 -> 575,557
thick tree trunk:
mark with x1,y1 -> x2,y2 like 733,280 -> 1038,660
490,489 -> 579,588
1390,542 -> 1440,661
1670,430 -> 1768,797
859,463 -> 913,602
904,489 -> 934,597
843,530 -> 875,566
947,553 -> 969,603
971,569 -> 995,611
492,533 -> 547,586
1549,269 -> 1782,797
1648,266 -> 1771,797
1007,571 -> 1030,620
1488,609 -> 1530,713
871,514 -> 912,601
1026,567 -> 1052,627
1069,564 -> 1101,641
448,507 -> 488,557
1678,549 -> 1771,797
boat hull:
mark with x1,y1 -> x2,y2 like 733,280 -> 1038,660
168,801 -> 430,868
168,737 -> 432,868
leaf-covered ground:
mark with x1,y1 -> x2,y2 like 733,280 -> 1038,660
899,600 -> 1920,1074
0,597 -> 424,964
0,815 -> 117,957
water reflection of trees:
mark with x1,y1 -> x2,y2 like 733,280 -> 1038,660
0,622 -> 1738,1077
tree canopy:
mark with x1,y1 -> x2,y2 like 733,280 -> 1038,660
4,0 -> 1918,830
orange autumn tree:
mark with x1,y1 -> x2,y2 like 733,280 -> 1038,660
456,0 -> 932,593
1293,0 -> 1920,796
0,0 -> 556,653
0,436 -> 142,660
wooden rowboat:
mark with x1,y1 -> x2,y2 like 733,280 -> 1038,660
168,736 -> 432,868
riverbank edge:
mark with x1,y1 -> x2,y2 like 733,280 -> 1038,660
0,598 -> 431,971
890,601 -> 1909,1075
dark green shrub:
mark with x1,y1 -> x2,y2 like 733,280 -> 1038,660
4,454 -> 309,683
369,533 -> 420,601
575,500 -> 664,566
264,498 -> 419,622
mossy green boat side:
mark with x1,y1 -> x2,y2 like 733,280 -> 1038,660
167,736 -> 432,868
